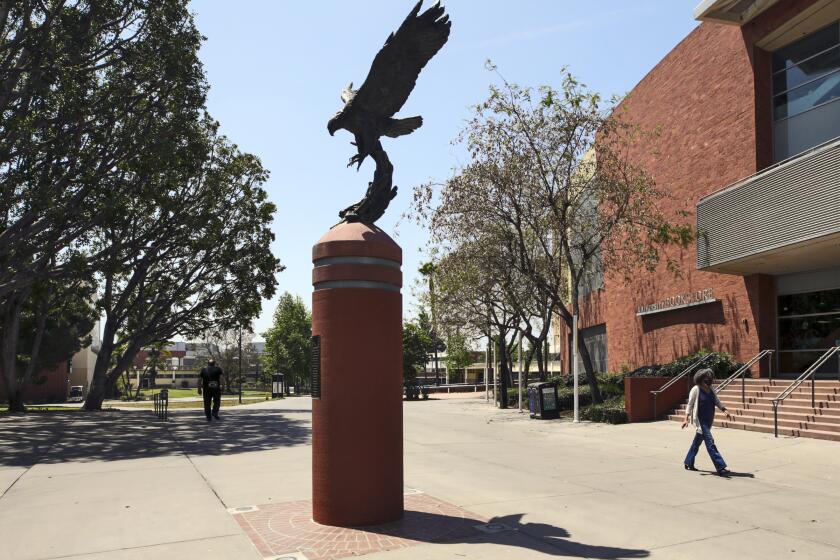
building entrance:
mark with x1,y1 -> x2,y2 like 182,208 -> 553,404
778,286 -> 840,378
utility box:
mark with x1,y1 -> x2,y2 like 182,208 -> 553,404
528,382 -> 559,420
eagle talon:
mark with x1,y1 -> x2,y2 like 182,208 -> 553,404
347,154 -> 365,169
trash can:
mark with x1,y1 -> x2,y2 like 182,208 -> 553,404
271,374 -> 285,398
527,382 -> 559,420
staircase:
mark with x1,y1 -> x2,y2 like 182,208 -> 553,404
668,378 -> 840,442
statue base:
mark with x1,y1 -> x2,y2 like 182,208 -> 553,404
311,222 -> 403,526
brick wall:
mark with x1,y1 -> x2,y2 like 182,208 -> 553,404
566,4 -> 822,375
0,362 -> 69,404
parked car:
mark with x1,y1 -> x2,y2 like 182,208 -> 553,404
68,386 -> 85,402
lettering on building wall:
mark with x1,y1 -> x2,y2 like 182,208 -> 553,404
636,288 -> 716,316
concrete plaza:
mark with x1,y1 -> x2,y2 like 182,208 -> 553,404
1,397 -> 839,559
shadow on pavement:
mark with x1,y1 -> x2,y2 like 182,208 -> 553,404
0,408 -> 310,468
361,510 -> 650,559
699,469 -> 755,479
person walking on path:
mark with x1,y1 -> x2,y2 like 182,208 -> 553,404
682,368 -> 732,476
199,359 -> 225,421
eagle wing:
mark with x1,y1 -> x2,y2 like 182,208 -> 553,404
352,1 -> 450,118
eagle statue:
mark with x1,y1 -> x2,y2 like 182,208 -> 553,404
327,1 -> 451,225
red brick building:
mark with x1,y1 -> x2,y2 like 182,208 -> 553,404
561,0 -> 840,379
0,362 -> 70,404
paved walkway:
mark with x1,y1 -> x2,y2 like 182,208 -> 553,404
2,397 -> 840,559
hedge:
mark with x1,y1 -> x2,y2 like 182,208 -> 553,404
581,397 -> 628,424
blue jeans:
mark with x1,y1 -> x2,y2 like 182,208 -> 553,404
684,423 -> 727,471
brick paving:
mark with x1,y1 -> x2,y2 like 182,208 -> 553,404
232,493 -> 488,559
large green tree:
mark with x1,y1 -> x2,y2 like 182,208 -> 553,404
262,293 -> 312,393
84,132 -> 281,410
0,0 -> 217,410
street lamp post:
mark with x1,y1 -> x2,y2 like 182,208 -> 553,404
518,332 -> 524,413
238,324 -> 243,405
573,314 -> 579,423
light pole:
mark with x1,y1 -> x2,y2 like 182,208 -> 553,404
518,332 -> 524,413
573,314 -> 579,423
484,336 -> 489,402
238,324 -> 243,404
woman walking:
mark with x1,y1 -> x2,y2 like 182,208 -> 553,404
682,368 -> 732,475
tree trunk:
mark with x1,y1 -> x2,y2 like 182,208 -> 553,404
84,359 -> 110,410
84,334 -> 115,411
498,333 -> 509,409
577,335 -> 602,403
1,298 -> 24,412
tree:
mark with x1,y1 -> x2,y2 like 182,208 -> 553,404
83,131 -> 281,411
0,1 -> 209,297
444,332 -> 472,383
262,293 -> 312,394
204,326 -> 257,391
120,344 -> 170,400
418,262 -> 443,384
430,240 -> 520,408
0,0 -> 241,411
413,66 -> 692,403
402,320 -> 432,381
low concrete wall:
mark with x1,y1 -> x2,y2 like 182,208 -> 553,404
624,376 -> 692,422
424,384 -> 484,394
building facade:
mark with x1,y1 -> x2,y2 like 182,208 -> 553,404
559,0 -> 840,378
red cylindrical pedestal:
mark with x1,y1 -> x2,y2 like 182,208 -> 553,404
311,222 -> 403,526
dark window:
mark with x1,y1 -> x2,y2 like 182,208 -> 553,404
569,324 -> 608,374
772,22 -> 840,161
778,287 -> 840,316
777,287 -> 840,375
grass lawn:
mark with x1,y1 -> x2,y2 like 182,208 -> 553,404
115,397 -> 269,409
134,389 -> 270,400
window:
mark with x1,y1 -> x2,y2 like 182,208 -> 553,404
772,22 -> 840,162
569,324 -> 608,374
777,287 -> 840,376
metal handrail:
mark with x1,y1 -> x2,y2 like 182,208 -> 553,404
651,352 -> 715,420
715,349 -> 774,404
770,347 -> 840,437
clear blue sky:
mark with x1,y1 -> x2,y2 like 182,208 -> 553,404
191,0 -> 701,339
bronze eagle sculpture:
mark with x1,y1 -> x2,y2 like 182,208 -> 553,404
328,1 -> 451,224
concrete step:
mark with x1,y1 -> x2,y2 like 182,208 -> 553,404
666,415 -> 840,442
734,408 -> 840,424
675,401 -> 840,418
668,379 -> 840,442
732,414 -> 840,434
671,407 -> 840,430
716,387 -> 840,398
725,378 -> 840,384
718,396 -> 840,409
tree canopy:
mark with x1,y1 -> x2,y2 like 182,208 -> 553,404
402,319 -> 432,381
262,293 -> 312,392
412,66 -> 692,402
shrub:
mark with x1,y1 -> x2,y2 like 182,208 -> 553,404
581,397 -> 628,424
621,350 -> 742,380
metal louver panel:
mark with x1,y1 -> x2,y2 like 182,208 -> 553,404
696,138 -> 840,270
